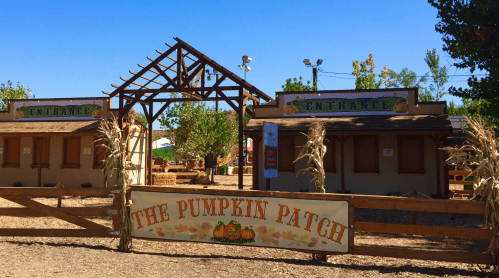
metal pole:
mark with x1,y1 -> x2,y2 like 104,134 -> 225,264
313,67 -> 317,85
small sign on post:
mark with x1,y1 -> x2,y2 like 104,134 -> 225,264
263,122 -> 278,183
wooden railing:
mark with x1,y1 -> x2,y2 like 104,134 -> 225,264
0,187 -> 120,238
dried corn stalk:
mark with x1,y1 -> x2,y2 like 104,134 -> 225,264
441,115 -> 499,268
293,121 -> 327,193
97,109 -> 137,252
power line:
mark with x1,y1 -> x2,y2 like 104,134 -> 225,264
320,71 -> 487,78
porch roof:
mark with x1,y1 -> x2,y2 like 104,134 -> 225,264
0,120 -> 102,135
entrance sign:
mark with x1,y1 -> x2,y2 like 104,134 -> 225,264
13,99 -> 104,121
130,190 -> 349,253
282,91 -> 409,117
263,122 -> 278,178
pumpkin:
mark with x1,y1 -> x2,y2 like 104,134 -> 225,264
213,221 -> 226,239
225,220 -> 241,241
13,110 -> 24,119
92,109 -> 103,118
284,103 -> 299,115
240,227 -> 255,240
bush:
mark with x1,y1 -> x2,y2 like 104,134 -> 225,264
152,149 -> 175,161
81,183 -> 92,188
12,181 -> 23,187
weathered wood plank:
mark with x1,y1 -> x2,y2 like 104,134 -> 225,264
0,229 -> 114,238
449,180 -> 475,185
2,196 -> 109,229
353,246 -> 493,265
0,187 -> 113,197
355,221 -> 492,239
0,207 -> 112,217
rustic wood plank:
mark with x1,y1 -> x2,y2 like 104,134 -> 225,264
355,221 -> 492,239
0,229 -> 114,238
449,180 -> 475,185
449,170 -> 481,176
353,196 -> 485,215
352,245 -> 493,265
0,207 -> 112,217
0,187 -> 112,197
2,196 -> 109,229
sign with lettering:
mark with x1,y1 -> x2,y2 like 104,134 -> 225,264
13,99 -> 104,121
282,91 -> 409,117
263,122 -> 278,178
130,189 -> 349,253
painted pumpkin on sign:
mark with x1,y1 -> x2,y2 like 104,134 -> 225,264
240,227 -> 255,240
283,103 -> 299,115
213,221 -> 226,239
225,220 -> 241,241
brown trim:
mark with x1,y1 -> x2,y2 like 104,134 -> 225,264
2,136 -> 21,168
397,135 -> 425,174
277,135 -> 295,172
62,136 -> 81,168
353,135 -> 379,173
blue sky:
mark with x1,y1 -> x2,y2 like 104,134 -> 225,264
1,1 -> 477,130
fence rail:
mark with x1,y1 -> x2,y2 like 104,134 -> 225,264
0,187 -> 120,238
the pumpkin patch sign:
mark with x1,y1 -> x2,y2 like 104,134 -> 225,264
129,188 -> 350,253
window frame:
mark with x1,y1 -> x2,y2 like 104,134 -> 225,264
2,136 -> 21,168
323,135 -> 336,173
32,137 -> 50,169
398,135 -> 425,174
353,135 -> 379,174
61,136 -> 81,169
277,135 -> 296,172
93,136 -> 108,169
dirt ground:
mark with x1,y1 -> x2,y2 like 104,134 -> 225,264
0,175 -> 495,277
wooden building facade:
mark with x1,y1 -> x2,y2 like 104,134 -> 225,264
0,97 -> 146,188
245,88 -> 453,197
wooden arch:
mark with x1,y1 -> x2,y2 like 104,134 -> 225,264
104,37 -> 273,189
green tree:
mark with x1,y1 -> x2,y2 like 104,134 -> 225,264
419,49 -> 449,102
0,80 -> 33,111
136,112 -> 148,128
281,76 -> 317,91
352,54 -> 391,89
448,98 -> 498,132
387,68 -> 427,89
428,0 -> 499,117
158,94 -> 238,161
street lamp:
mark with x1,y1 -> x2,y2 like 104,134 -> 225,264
239,55 -> 252,81
303,58 -> 323,85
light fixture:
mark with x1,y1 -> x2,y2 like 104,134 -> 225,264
239,55 -> 252,80
303,58 -> 323,85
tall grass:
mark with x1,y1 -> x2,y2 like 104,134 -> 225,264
442,115 -> 498,267
97,110 -> 137,252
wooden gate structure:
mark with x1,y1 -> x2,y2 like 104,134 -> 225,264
104,37 -> 273,190
0,187 -> 120,238
0,186 -> 495,266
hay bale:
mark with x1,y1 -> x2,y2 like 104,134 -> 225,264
196,171 -> 210,185
153,173 -> 176,186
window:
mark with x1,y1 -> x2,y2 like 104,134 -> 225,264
32,137 -> 50,168
278,136 -> 295,171
354,136 -> 379,173
62,137 -> 80,168
323,136 -> 336,172
398,135 -> 425,174
2,137 -> 21,168
94,137 -> 108,168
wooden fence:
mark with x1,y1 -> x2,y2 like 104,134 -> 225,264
127,187 -> 495,265
0,187 -> 120,238
449,170 -> 479,199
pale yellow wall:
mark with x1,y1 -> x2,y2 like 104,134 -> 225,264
0,131 -> 146,188
256,134 -> 446,196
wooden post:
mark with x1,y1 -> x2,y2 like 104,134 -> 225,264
147,102 -> 153,185
435,136 -> 442,198
36,138 -> 42,187
238,87 -> 244,190
266,178 -> 270,191
338,136 -> 350,193
413,190 -> 418,225
252,136 -> 260,190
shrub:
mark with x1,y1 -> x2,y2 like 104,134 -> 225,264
12,181 -> 23,187
81,183 -> 92,188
